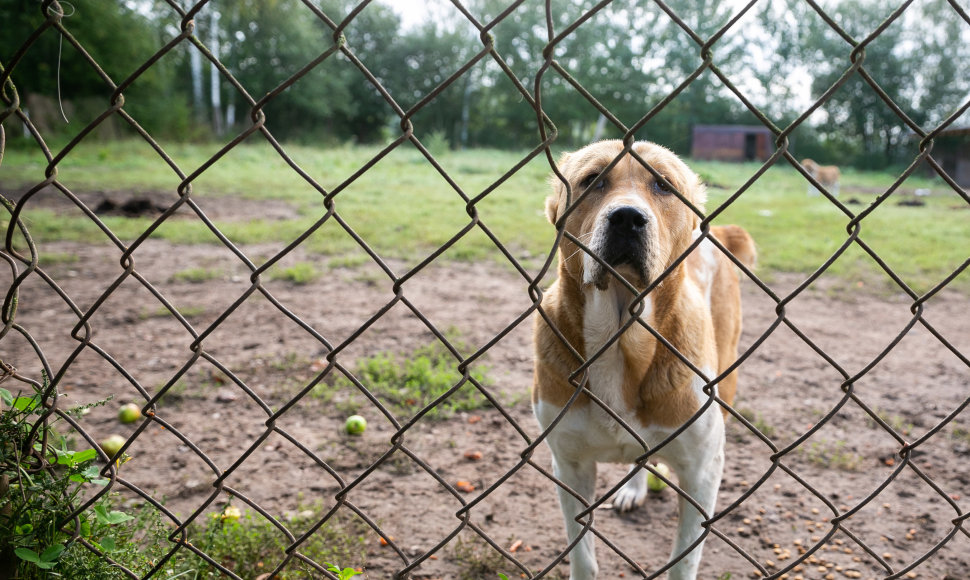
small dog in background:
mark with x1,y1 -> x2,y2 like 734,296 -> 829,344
801,159 -> 840,197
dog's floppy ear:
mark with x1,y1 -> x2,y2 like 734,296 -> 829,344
690,168 -> 708,228
545,151 -> 573,225
693,176 -> 708,210
545,191 -> 560,225
691,180 -> 708,230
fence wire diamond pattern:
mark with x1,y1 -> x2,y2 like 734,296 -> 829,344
2,0 -> 970,579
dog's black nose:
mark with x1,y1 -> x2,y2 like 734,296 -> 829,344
607,206 -> 648,232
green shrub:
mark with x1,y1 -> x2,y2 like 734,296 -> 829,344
0,373 -> 166,578
173,504 -> 368,579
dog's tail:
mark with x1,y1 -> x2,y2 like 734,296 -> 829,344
711,224 -> 757,270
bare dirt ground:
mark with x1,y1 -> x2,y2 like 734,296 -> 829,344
3,191 -> 970,579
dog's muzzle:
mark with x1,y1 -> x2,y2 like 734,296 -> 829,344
591,206 -> 650,289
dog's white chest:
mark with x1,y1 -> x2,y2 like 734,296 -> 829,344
581,287 -> 651,429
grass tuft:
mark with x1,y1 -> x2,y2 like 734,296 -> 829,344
320,333 -> 493,421
270,262 -> 322,285
799,439 -> 865,471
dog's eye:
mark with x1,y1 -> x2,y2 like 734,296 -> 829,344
580,172 -> 606,191
653,176 -> 674,196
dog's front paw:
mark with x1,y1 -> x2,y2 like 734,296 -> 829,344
612,468 -> 648,512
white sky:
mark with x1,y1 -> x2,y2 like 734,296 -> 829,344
381,0 -> 453,30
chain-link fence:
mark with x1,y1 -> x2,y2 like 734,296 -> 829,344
3,0 -> 970,578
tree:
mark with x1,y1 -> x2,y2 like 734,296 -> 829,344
0,0 -> 190,139
212,0 -> 354,141
334,2 -> 406,143
375,19 -> 474,146
793,0 -> 970,167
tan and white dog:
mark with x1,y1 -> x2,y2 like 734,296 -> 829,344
801,158 -> 840,197
533,140 -> 756,580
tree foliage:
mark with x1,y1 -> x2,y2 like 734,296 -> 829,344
2,0 -> 967,167
0,0 -> 188,138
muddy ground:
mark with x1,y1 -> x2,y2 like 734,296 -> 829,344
3,190 -> 970,579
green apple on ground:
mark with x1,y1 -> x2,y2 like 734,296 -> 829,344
345,415 -> 367,435
647,462 -> 671,492
118,403 -> 143,424
99,434 -> 127,457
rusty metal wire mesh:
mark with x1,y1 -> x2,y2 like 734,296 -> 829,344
2,0 -> 970,578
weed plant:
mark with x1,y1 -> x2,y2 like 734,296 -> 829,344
450,535 -> 515,580
270,262 -> 322,285
800,439 -> 864,471
0,375 -> 166,578
176,505 -> 368,579
0,368 -> 369,578
326,334 -> 493,421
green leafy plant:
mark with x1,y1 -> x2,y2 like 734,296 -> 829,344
801,439 -> 864,471
175,504 -> 368,579
423,129 -> 452,156
0,371 -> 160,579
14,544 -> 66,570
736,407 -> 777,439
326,561 -> 363,579
450,535 -> 512,580
327,333 -> 493,420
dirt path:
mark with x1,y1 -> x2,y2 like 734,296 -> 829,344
3,225 -> 969,578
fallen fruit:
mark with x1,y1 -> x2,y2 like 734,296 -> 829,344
345,415 -> 367,435
99,434 -> 127,458
455,480 -> 475,493
118,403 -> 143,424
463,450 -> 483,461
646,462 -> 671,492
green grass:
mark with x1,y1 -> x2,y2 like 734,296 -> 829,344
736,406 -> 777,439
3,140 -> 967,293
37,252 -> 79,266
951,425 -> 970,443
799,438 -> 865,471
138,304 -> 206,320
702,159 -> 967,293
270,262 -> 322,284
173,505 -> 369,579
864,407 -> 914,437
2,140 -> 553,265
320,333 -> 494,421
450,535 -> 518,580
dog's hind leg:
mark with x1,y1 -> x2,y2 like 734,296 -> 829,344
666,441 -> 724,580
553,456 -> 599,580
